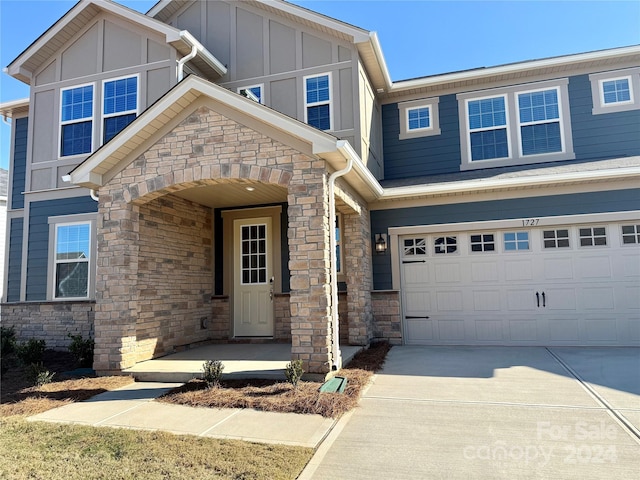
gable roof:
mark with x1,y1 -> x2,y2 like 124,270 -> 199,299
4,0 -> 226,84
148,0 -> 392,91
68,74 -> 382,200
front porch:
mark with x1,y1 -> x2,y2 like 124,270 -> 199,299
123,343 -> 364,383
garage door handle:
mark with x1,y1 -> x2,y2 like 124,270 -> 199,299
536,292 -> 540,307
406,316 -> 430,319
402,260 -> 426,264
542,292 -> 546,308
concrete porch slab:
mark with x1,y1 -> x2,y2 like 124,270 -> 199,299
123,343 -> 363,382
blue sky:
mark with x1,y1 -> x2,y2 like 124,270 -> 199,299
1,0 -> 639,170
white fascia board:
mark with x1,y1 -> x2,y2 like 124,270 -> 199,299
179,31 -> 227,76
366,32 -> 393,90
381,165 -> 640,200
0,98 -> 30,117
335,140 -> 384,198
389,45 -> 640,93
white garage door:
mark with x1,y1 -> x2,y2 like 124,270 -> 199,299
401,221 -> 640,346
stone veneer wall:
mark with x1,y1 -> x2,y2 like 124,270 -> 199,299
274,293 -> 291,341
210,296 -> 230,339
371,290 -> 402,345
0,301 -> 95,349
134,195 -> 213,361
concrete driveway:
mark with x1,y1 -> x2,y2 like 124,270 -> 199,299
301,347 -> 640,480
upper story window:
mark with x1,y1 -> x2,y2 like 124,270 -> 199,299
590,68 -> 640,115
60,84 -> 94,157
398,97 -> 441,140
305,73 -> 331,130
103,76 -> 138,143
457,79 -> 574,170
59,76 -> 138,158
238,84 -> 263,103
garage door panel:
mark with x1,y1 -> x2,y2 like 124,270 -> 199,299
472,289 -> 501,311
404,290 -> 431,315
627,317 -> 640,341
580,286 -> 615,310
435,290 -> 463,311
576,255 -> 612,279
543,257 -> 574,280
505,259 -> 534,281
508,318 -> 542,342
437,319 -> 465,341
584,318 -> 618,342
624,286 -> 640,310
434,263 -> 461,283
471,261 -> 499,282
403,262 -> 429,284
620,254 -> 640,277
548,318 -> 580,343
474,319 -> 503,341
406,319 -> 434,344
506,289 -> 538,311
543,288 -> 577,310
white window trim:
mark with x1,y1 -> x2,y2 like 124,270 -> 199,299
457,78 -> 574,171
237,84 -> 264,104
465,93 -> 511,162
303,72 -> 333,131
398,97 -> 441,140
58,81 -> 96,160
502,231 -> 531,252
47,214 -> 97,301
469,232 -> 497,254
589,68 -> 640,115
515,85 -> 566,159
101,74 -> 140,143
577,225 -> 608,248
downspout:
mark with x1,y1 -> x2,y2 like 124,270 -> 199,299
176,43 -> 197,82
328,140 -> 353,371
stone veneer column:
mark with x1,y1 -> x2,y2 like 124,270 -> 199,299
93,190 -> 140,374
287,158 -> 333,374
343,209 -> 374,345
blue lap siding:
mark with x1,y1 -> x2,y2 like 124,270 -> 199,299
370,188 -> 640,290
11,117 -> 28,210
6,218 -> 24,302
26,197 -> 97,301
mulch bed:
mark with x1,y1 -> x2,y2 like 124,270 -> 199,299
158,341 -> 391,418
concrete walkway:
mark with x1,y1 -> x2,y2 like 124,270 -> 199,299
29,381 -> 335,448
301,347 -> 640,480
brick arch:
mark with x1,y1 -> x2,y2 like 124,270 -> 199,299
124,166 -> 293,205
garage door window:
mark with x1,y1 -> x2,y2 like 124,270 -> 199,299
404,238 -> 427,256
435,236 -> 457,254
470,234 -> 495,252
503,232 -> 529,251
621,225 -> 640,244
579,227 -> 607,247
543,229 -> 570,248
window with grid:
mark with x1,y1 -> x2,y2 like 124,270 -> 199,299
305,74 -> 331,130
407,106 -> 431,131
602,78 -> 632,105
434,236 -> 457,254
240,224 -> 267,284
579,227 -> 607,247
54,223 -> 90,298
543,229 -> 570,249
518,88 -> 562,156
621,225 -> 640,244
470,234 -> 495,252
403,238 -> 427,256
103,76 -> 137,143
503,232 -> 530,251
467,96 -> 509,161
60,84 -> 93,156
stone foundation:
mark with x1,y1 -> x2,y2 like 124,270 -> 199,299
0,301 -> 95,349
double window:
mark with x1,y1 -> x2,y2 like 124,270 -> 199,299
60,75 -> 138,157
458,79 -> 574,170
304,73 -> 331,130
590,68 -> 640,115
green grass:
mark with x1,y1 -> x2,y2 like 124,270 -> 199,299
0,417 -> 313,480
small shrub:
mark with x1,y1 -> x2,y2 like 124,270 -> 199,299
16,339 -> 46,365
68,334 -> 95,368
285,360 -> 304,388
202,360 -> 224,388
1,327 -> 17,376
27,362 -> 56,387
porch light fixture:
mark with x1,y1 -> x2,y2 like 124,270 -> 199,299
375,233 -> 387,254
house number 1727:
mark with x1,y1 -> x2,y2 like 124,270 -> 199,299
522,218 -> 540,226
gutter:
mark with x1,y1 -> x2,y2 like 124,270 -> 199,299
327,140 -> 354,371
178,31 -> 227,78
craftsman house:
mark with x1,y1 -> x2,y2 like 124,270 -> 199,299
2,0 -> 639,375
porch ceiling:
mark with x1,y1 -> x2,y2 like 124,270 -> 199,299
173,181 -> 288,209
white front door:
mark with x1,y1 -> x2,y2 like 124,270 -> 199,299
233,217 -> 274,337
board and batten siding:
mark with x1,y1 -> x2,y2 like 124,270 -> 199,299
382,94 -> 461,180
6,217 -> 24,302
11,117 -> 28,209
25,197 -> 97,301
370,188 -> 640,290
569,74 -> 640,160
